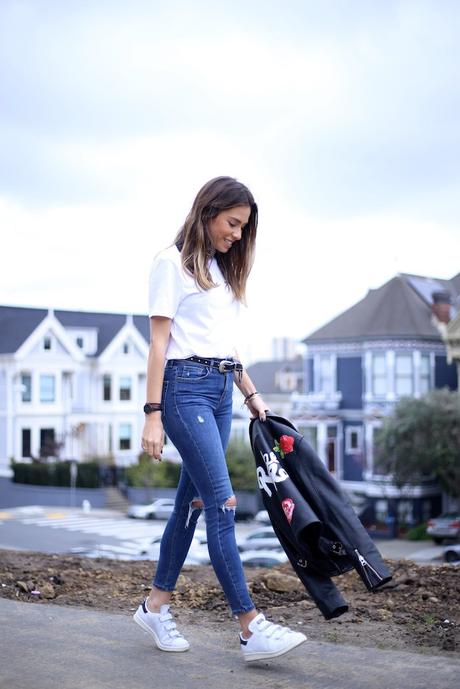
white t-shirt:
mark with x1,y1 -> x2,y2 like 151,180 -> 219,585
148,245 -> 241,360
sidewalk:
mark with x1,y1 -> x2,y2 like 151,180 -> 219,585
0,598 -> 458,689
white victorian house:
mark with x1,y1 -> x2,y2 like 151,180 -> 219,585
0,305 -> 251,477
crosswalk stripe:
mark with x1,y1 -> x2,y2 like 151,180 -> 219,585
18,515 -> 164,541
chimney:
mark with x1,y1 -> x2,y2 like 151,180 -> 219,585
431,291 -> 451,324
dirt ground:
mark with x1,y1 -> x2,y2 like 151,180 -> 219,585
1,549 -> 458,656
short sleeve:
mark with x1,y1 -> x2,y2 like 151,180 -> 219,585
148,254 -> 183,318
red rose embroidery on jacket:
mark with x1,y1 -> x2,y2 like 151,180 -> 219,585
282,498 -> 295,524
279,435 -> 294,455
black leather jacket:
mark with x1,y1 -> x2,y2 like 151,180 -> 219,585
249,414 -> 392,619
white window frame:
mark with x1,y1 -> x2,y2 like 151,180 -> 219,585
419,353 -> 431,395
21,373 -> 32,403
372,353 -> 386,396
40,374 -> 56,403
119,375 -> 132,401
119,423 -> 132,451
395,353 -> 413,396
345,426 -> 363,455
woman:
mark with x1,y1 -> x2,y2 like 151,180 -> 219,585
134,176 -> 306,662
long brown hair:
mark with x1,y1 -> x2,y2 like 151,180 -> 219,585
173,176 -> 258,302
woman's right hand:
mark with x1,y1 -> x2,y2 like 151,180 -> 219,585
141,415 -> 165,461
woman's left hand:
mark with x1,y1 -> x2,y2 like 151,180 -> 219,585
246,394 -> 269,422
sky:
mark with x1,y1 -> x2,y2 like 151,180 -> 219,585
1,0 -> 459,363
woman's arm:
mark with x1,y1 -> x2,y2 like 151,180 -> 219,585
141,316 -> 172,460
233,350 -> 268,422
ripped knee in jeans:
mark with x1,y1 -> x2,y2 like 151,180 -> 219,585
185,497 -> 204,528
220,494 -> 237,515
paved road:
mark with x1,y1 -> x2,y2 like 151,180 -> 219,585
0,506 -> 446,563
0,598 -> 458,689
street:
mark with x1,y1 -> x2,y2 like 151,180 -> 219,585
0,505 -> 447,564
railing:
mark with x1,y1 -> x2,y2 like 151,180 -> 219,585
291,391 -> 343,412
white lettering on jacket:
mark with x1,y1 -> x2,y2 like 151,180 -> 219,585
257,450 -> 289,497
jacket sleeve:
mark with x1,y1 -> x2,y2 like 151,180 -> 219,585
272,521 -> 349,620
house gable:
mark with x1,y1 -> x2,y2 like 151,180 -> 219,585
14,311 -> 84,364
98,316 -> 149,365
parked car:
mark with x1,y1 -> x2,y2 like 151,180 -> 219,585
69,544 -> 147,561
127,498 -> 175,520
132,529 -> 208,558
240,549 -> 288,568
426,513 -> 460,544
237,526 -> 280,552
254,510 -> 271,525
443,544 -> 460,564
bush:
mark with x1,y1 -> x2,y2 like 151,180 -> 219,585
225,441 -> 257,491
125,453 -> 181,489
11,461 -> 100,488
406,523 -> 429,541
125,442 -> 258,492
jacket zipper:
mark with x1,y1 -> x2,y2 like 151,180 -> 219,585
354,548 -> 384,586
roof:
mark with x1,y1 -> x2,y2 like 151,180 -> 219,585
304,272 -> 460,344
0,306 -> 48,354
0,305 -> 150,356
246,358 -> 303,395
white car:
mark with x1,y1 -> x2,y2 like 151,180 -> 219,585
240,549 -> 288,568
426,513 -> 460,544
443,544 -> 460,564
237,527 -> 280,552
254,510 -> 271,525
127,498 -> 175,520
131,529 -> 210,564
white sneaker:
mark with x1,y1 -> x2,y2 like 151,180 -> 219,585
240,613 -> 307,662
133,600 -> 190,652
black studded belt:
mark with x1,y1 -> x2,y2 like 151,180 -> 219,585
186,356 -> 243,376
166,356 -> 244,380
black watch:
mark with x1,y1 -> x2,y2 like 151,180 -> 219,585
143,403 -> 162,414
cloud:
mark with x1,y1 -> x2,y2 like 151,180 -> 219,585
1,0 -> 459,362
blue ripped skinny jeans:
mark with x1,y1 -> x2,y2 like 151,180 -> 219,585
153,359 -> 255,616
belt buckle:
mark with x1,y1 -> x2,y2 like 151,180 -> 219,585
218,360 -> 234,373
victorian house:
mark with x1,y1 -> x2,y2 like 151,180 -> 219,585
291,272 -> 459,527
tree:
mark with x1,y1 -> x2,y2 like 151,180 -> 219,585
374,388 -> 460,497
225,440 -> 258,491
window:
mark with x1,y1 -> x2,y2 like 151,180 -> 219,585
119,376 -> 132,401
43,336 -> 52,350
40,375 -> 55,402
318,355 -> 333,393
103,375 -> 112,401
123,343 -> 129,354
298,425 -> 317,451
395,354 -> 413,396
22,429 -> 31,457
326,426 -> 337,473
21,373 -> 32,402
76,337 -> 84,348
372,354 -> 386,396
40,428 -> 56,457
372,427 -> 385,475
119,423 -> 132,450
420,354 -> 431,394
345,426 -> 362,454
